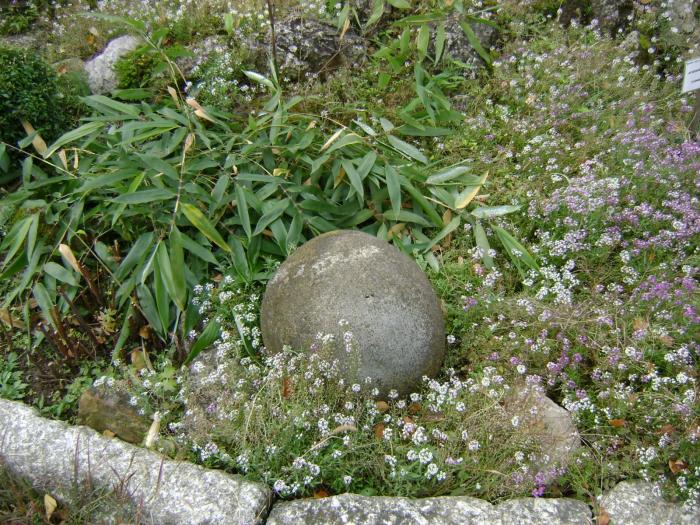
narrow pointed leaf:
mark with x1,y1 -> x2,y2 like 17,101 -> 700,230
181,203 -> 231,253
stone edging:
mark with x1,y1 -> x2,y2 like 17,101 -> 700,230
1,399 -> 697,525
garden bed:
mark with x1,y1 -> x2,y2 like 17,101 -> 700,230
1,0 -> 699,522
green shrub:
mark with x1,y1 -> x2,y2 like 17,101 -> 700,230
114,45 -> 157,89
0,46 -> 74,152
0,2 -> 39,35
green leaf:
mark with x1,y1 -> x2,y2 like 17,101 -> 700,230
82,95 -> 141,117
184,318 -> 221,366
459,21 -> 492,67
365,0 -> 385,27
181,203 -> 232,253
76,171 -> 140,193
416,24 -> 430,61
253,199 -> 289,237
43,262 -> 79,287
180,232 -> 219,265
243,70 -> 274,90
387,135 -> 428,164
401,180 -> 443,227
383,209 -> 433,227
168,226 -> 187,310
473,221 -> 494,269
153,257 -> 171,334
0,143 -> 8,173
434,21 -> 446,65
387,0 -> 410,8
43,122 -> 105,158
137,284 -> 164,338
357,151 -> 377,180
341,160 -> 365,202
235,183 -> 252,240
326,133 -> 364,154
1,217 -> 32,270
471,205 -> 522,219
137,153 -> 179,181
32,282 -> 55,329
229,237 -> 251,281
385,164 -> 402,216
493,225 -> 539,272
423,216 -> 461,253
116,232 -> 153,281
110,188 -> 175,204
426,165 -> 471,185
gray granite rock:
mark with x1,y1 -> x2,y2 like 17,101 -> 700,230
0,399 -> 271,525
266,493 -> 592,525
590,0 -> 633,35
270,15 -> 366,80
260,230 -> 445,396
507,387 -> 580,477
599,481 -> 700,525
438,16 -> 497,77
84,35 -> 142,94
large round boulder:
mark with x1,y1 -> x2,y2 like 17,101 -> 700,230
260,230 -> 445,396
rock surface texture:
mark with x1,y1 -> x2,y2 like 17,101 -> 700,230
266,493 -> 592,525
599,481 -> 700,525
270,16 -> 365,80
261,230 -> 445,396
439,16 -> 497,77
78,383 -> 150,444
84,35 -> 141,94
0,399 -> 271,525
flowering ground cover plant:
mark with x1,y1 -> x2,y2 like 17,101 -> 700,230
0,0 -> 699,517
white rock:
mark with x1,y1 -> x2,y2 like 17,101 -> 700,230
0,399 -> 271,524
600,481 -> 700,525
266,493 -> 592,525
84,35 -> 142,94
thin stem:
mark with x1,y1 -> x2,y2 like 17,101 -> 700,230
266,0 -> 279,74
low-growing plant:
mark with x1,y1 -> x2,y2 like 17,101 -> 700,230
0,351 -> 28,401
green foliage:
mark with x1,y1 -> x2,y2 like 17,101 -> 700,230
0,2 -> 39,35
0,351 -> 28,400
115,45 -> 157,89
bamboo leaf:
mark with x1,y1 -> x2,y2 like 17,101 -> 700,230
473,221 -> 494,269
416,24 -> 430,61
43,262 -> 79,287
387,135 -> 428,164
235,184 -> 252,240
32,282 -> 55,329
459,21 -> 492,66
427,165 -> 471,185
341,160 -> 365,202
493,225 -> 539,272
181,203 -> 232,253
385,164 -> 402,216
434,21 -> 446,65
44,122 -> 104,158
184,318 -> 221,366
423,216 -> 461,253
471,205 -> 522,219
168,226 -> 187,310
387,0 -> 411,8
383,209 -> 433,227
110,188 -> 175,204
253,199 -> 289,237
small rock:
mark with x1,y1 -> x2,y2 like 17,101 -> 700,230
261,230 -> 445,396
78,383 -> 149,444
590,0 -> 633,35
267,15 -> 366,80
599,481 -> 700,525
438,16 -> 498,77
84,35 -> 142,94
506,387 -> 580,480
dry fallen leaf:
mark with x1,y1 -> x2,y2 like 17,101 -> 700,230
313,488 -> 330,499
0,308 -> 25,329
102,429 -> 116,438
282,377 -> 292,399
143,412 -> 161,449
408,402 -> 421,415
659,335 -> 674,347
374,423 -> 385,440
596,508 -> 610,525
608,419 -> 626,428
633,318 -> 649,331
138,325 -> 151,339
669,459 -> 688,474
44,494 -> 57,521
376,401 -> 389,413
131,349 -> 148,370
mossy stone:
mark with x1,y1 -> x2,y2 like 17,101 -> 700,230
260,230 -> 445,396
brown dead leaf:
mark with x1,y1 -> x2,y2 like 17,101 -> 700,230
138,325 -> 150,339
608,419 -> 626,428
340,17 -> 351,40
44,494 -> 57,521
669,459 -> 688,474
596,508 -> 610,525
20,120 -> 48,156
376,401 -> 389,413
408,402 -> 421,415
0,308 -> 25,329
374,423 -> 385,440
633,318 -> 649,331
423,411 -> 445,423
659,335 -> 674,347
387,223 -> 406,241
313,488 -> 330,499
102,429 -> 116,438
282,377 -> 292,399
131,349 -> 147,370
402,416 -> 414,427
657,424 -> 676,435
